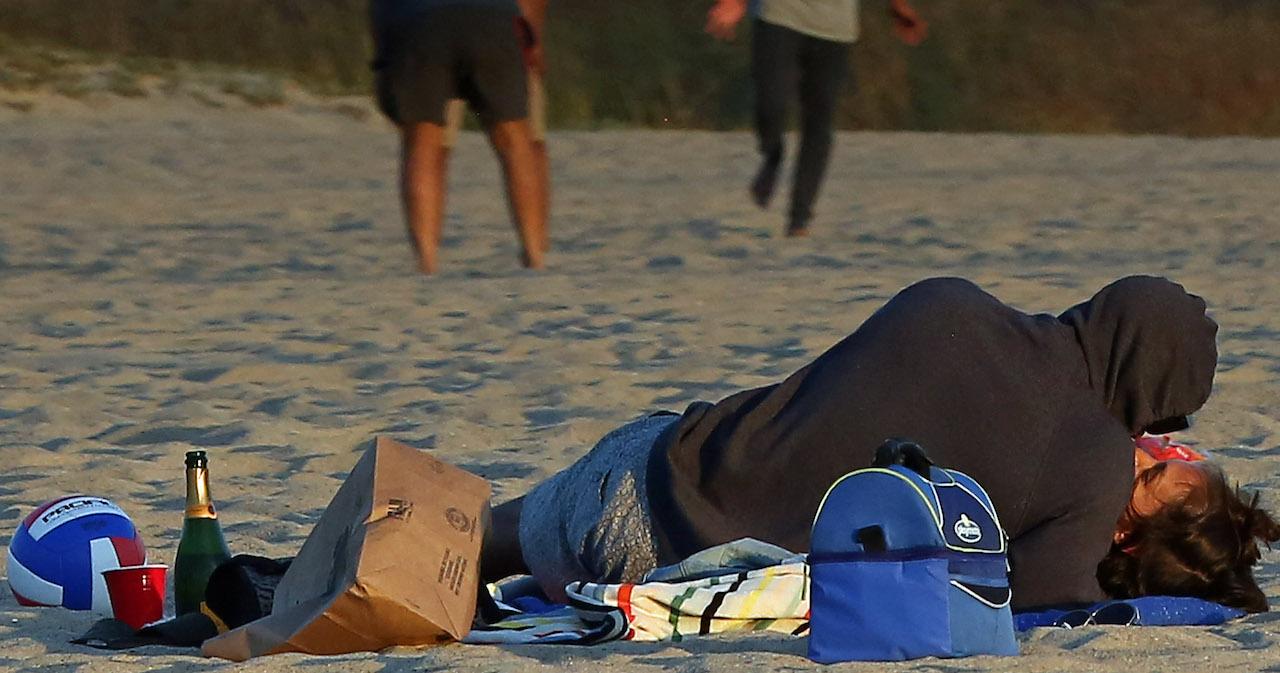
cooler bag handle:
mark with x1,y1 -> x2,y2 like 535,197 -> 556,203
872,438 -> 934,479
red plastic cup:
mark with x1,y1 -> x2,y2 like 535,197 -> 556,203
102,564 -> 168,630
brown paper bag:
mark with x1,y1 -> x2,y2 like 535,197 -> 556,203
202,436 -> 491,660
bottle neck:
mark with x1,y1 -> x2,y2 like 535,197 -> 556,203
184,466 -> 218,519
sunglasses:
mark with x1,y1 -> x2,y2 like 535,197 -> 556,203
1055,602 -> 1139,629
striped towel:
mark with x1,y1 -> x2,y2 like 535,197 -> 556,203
570,561 -> 811,642
465,560 -> 810,645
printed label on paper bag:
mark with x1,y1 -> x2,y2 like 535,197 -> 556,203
437,548 -> 469,596
444,507 -> 472,534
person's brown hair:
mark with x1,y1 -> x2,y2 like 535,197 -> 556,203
1096,463 -> 1280,612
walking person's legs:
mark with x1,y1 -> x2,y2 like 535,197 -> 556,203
532,138 -> 550,253
528,73 -> 551,252
372,6 -> 459,274
441,75 -> 549,259
749,19 -> 800,210
788,36 -> 849,236
486,118 -> 546,269
379,5 -> 545,274
433,98 -> 467,249
463,9 -> 546,269
400,123 -> 450,273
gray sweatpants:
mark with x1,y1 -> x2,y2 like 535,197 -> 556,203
517,413 -> 679,601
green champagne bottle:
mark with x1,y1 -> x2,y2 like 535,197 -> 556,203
173,450 -> 232,615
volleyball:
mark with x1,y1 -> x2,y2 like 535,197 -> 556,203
7,495 -> 146,613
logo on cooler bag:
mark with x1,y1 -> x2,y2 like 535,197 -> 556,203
954,513 -> 982,543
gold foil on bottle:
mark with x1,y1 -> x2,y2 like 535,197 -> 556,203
185,466 -> 219,518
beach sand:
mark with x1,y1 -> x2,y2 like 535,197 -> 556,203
1,92 -> 1278,672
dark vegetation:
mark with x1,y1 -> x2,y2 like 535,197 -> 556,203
2,0 -> 1278,134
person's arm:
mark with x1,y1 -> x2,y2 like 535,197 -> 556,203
1134,444 -> 1159,476
705,0 -> 747,41
1007,422 -> 1136,610
888,0 -> 927,45
1007,507 -> 1113,610
515,0 -> 547,39
515,0 -> 548,73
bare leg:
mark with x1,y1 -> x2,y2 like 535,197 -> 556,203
532,140 -> 551,252
400,123 -> 448,274
436,148 -> 450,247
486,119 -> 545,269
481,496 -> 528,582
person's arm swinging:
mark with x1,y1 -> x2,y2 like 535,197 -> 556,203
888,0 -> 927,45
705,0 -> 747,41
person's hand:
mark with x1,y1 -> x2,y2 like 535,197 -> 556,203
525,42 -> 546,75
514,16 -> 545,75
889,0 -> 927,46
1134,445 -> 1160,478
706,0 -> 747,41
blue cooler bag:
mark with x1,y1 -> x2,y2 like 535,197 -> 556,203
808,440 -> 1019,663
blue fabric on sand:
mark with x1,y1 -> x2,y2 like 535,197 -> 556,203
1014,596 -> 1246,631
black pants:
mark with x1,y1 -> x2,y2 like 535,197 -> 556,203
751,19 -> 850,229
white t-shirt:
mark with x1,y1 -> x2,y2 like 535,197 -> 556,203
751,0 -> 859,43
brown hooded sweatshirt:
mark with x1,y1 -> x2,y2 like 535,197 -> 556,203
646,276 -> 1218,610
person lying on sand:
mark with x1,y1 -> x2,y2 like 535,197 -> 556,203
479,276 -> 1279,612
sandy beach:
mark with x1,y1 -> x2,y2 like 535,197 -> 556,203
1,91 -> 1279,672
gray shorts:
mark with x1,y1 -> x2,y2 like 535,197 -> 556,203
518,413 -> 679,601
